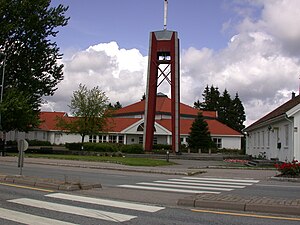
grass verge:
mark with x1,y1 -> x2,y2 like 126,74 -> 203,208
20,154 -> 176,167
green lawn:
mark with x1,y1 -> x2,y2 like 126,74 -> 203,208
22,154 -> 176,167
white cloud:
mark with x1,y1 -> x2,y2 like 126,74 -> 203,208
42,41 -> 147,112
43,0 -> 300,127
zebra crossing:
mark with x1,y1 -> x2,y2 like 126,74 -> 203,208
0,193 -> 165,224
118,176 -> 259,194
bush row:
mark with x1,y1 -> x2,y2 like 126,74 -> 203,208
65,142 -> 144,154
6,140 -> 51,146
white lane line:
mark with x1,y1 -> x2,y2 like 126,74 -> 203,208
169,179 -> 255,186
8,198 -> 136,222
137,182 -> 233,191
182,177 -> 260,183
46,193 -> 165,212
118,185 -> 221,194
0,207 -> 77,225
153,180 -> 246,189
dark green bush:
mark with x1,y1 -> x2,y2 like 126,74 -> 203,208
120,144 -> 144,154
65,142 -> 82,151
6,140 -> 17,146
83,143 -> 118,152
27,148 -> 53,154
26,140 -> 52,146
152,144 -> 172,151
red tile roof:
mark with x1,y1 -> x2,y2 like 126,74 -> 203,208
38,112 -> 141,133
114,96 -> 217,118
38,112 -> 68,131
157,119 -> 242,136
105,118 -> 141,132
245,95 -> 300,131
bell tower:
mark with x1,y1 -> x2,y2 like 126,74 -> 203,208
143,0 -> 180,153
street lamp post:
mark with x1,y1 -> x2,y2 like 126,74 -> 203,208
0,52 -> 6,155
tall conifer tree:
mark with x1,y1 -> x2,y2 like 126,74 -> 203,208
187,112 -> 213,150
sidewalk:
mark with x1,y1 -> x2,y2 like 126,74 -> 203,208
178,193 -> 300,216
1,156 -> 300,216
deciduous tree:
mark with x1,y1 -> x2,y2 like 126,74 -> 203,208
57,84 -> 110,146
0,0 -> 69,131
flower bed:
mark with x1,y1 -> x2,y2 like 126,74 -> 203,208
275,160 -> 300,177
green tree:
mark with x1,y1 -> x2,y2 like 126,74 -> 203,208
57,84 -> 110,146
218,89 -> 232,126
108,101 -> 122,110
195,86 -> 246,133
230,93 -> 246,132
0,88 -> 40,132
195,85 -> 220,110
0,0 -> 69,131
187,112 -> 213,150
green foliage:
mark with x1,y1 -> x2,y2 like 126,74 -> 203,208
26,140 -> 51,146
231,93 -> 246,132
57,84 -> 110,144
0,0 -> 69,131
195,85 -> 246,132
0,88 -> 40,132
65,142 -> 82,151
195,85 -> 220,111
218,89 -> 232,126
83,142 -> 118,152
187,112 -> 214,150
153,144 -> 172,150
120,144 -> 144,154
108,101 -> 122,110
65,142 -> 144,154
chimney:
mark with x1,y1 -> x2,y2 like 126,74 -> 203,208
292,92 -> 296,99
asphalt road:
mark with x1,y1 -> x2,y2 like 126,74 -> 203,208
0,160 -> 299,203
0,184 -> 300,225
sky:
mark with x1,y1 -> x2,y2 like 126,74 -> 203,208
44,0 -> 300,126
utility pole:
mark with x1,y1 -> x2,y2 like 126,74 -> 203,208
0,52 -> 6,156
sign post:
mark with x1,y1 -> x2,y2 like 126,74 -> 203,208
18,139 -> 28,175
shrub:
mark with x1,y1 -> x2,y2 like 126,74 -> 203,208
83,143 -> 118,152
120,144 -> 144,154
65,142 -> 82,151
6,140 -> 17,146
26,140 -> 52,146
275,160 -> 300,177
152,144 -> 172,151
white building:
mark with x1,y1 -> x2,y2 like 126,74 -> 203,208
245,93 -> 300,162
7,95 -> 243,150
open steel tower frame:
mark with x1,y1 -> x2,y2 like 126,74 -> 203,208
143,29 -> 180,153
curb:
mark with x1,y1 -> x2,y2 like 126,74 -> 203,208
0,175 -> 102,191
177,194 -> 300,216
15,160 -> 207,176
270,176 -> 300,182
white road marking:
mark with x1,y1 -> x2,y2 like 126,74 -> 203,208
46,193 -> 165,212
0,207 -> 77,225
182,177 -> 260,183
154,180 -> 246,188
137,182 -> 233,191
8,198 -> 136,222
169,179 -> 255,186
118,185 -> 221,194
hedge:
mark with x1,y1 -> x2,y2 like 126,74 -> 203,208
65,142 -> 144,154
